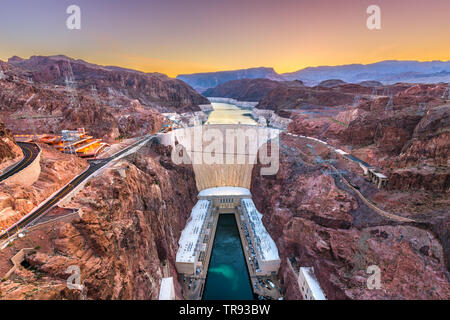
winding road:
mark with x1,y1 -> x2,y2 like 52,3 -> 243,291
0,142 -> 40,183
0,135 -> 156,241
283,132 -> 415,223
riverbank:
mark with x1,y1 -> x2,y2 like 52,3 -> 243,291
207,97 -> 258,109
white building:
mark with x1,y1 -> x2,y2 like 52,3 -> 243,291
175,200 -> 212,275
239,199 -> 280,275
298,267 -> 327,300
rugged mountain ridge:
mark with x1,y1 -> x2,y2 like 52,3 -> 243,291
0,143 -> 198,299
251,135 -> 449,300
4,55 -> 209,113
177,67 -> 283,93
177,60 -> 450,91
203,78 -> 304,101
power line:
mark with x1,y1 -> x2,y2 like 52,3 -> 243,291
352,95 -> 361,108
385,94 -> 394,113
65,61 -> 80,109
442,85 -> 450,101
91,85 -> 101,105
417,103 -> 428,116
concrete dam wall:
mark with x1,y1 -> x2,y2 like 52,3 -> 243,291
159,124 -> 280,191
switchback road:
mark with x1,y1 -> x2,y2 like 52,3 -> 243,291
0,142 -> 40,183
0,135 -> 155,241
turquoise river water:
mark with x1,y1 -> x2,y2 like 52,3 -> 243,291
202,214 -> 254,300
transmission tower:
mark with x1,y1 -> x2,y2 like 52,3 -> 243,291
91,85 -> 101,105
108,87 -> 118,108
385,94 -> 394,113
417,103 -> 428,116
382,88 -> 390,97
442,85 -> 450,101
65,61 -> 80,109
352,95 -> 361,108
371,87 -> 378,98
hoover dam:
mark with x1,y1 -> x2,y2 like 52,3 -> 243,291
161,102 -> 283,299
1,58 -> 448,302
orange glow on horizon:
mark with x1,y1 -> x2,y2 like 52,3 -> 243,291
1,0 -> 449,78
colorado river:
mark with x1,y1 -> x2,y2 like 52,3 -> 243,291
202,214 -> 254,300
206,102 -> 256,125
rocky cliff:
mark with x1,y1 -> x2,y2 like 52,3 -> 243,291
0,73 -> 163,141
177,67 -> 284,93
0,121 -> 23,172
7,55 -> 209,113
251,135 -> 449,300
203,78 -> 294,101
0,142 -> 198,300
0,144 -> 87,230
288,83 -> 449,192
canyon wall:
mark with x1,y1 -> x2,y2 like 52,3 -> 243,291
0,76 -> 163,141
0,122 -> 23,173
206,97 -> 258,109
203,79 -> 286,102
0,142 -> 198,299
7,55 -> 209,113
250,135 -> 449,300
0,144 -> 87,230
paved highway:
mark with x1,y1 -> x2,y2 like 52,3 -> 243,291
0,142 -> 40,183
0,135 -> 155,241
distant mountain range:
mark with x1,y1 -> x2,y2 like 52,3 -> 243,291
177,67 -> 284,93
177,60 -> 450,92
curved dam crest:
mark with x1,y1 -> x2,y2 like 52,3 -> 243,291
160,123 -> 281,191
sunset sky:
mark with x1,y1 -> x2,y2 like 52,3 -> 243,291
1,0 -> 449,77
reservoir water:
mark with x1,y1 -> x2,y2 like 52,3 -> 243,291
206,102 -> 256,125
202,214 -> 254,300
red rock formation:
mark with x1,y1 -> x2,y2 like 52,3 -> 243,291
202,78 -> 296,101
0,143 -> 198,300
288,83 -> 449,192
0,77 -> 163,141
6,55 -> 209,112
257,85 -> 355,112
251,137 -> 449,300
0,144 -> 88,230
0,121 -> 22,170
318,79 -> 347,88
